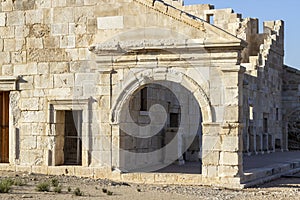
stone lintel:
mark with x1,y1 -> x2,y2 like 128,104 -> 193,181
221,66 -> 246,73
0,76 -> 19,91
48,98 -> 90,110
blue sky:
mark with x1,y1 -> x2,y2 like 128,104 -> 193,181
185,0 -> 300,69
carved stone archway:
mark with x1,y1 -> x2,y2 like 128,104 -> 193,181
110,68 -> 212,125
109,68 -> 213,172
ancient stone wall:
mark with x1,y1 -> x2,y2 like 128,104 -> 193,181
282,66 -> 300,150
242,20 -> 284,154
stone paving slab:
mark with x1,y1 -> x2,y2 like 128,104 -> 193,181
243,151 -> 300,171
242,151 -> 300,187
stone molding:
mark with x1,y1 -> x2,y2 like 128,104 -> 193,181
0,76 -> 18,91
110,68 -> 212,125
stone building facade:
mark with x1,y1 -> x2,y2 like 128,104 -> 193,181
0,0 -> 299,188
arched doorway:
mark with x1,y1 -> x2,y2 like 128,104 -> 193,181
110,69 -> 212,174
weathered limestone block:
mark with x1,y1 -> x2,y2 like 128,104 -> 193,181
34,74 -> 53,89
2,64 -> 13,76
218,165 -> 240,177
202,135 -> 221,151
60,35 -> 76,48
53,73 -> 74,88
94,167 -> 112,179
48,88 -> 71,97
7,11 -> 25,26
20,136 -> 37,150
0,52 -> 10,65
83,83 -> 97,96
221,136 -> 239,152
50,62 -> 70,74
14,64 -> 37,76
97,16 -> 124,30
0,26 -> 14,38
29,24 -> 50,38
223,105 -> 239,122
36,0 -> 52,8
219,152 -> 239,166
76,34 -> 94,47
224,87 -> 239,105
25,10 -> 43,24
44,36 -> 60,49
11,51 -> 26,64
21,97 -> 39,111
66,49 -> 79,60
78,47 -> 93,60
52,0 -> 67,8
53,7 -> 74,23
15,26 -> 29,38
31,123 -> 46,136
14,0 -> 36,11
84,0 -> 98,6
26,37 -> 44,49
51,23 -> 69,36
202,150 -> 220,165
87,18 -> 97,33
1,0 -> 13,11
21,111 -> 47,123
27,48 -> 69,62
19,149 -> 44,165
37,62 -> 50,74
203,166 -> 218,177
154,174 -> 177,184
0,12 -> 6,26
69,23 -> 85,35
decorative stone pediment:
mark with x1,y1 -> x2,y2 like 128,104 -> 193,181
0,76 -> 19,91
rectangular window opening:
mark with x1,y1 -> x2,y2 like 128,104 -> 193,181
263,113 -> 268,133
64,110 -> 82,165
207,14 -> 214,24
170,113 -> 179,128
0,91 -> 9,163
249,106 -> 253,120
140,87 -> 148,111
276,108 -> 279,121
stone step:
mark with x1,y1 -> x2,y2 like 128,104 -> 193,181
242,159 -> 300,187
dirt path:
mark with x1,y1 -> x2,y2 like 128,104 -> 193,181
0,171 -> 299,200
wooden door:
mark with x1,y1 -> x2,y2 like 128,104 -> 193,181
0,92 -> 9,163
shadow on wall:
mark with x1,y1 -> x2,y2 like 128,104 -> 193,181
118,82 -> 203,173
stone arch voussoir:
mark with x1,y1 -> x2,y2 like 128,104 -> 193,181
110,68 -> 212,124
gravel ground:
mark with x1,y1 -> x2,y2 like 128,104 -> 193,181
0,171 -> 299,200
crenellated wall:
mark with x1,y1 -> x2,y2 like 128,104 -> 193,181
242,20 -> 285,154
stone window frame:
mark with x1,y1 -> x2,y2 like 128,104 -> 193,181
48,99 -> 90,167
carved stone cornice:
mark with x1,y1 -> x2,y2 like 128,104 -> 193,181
0,76 -> 19,91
